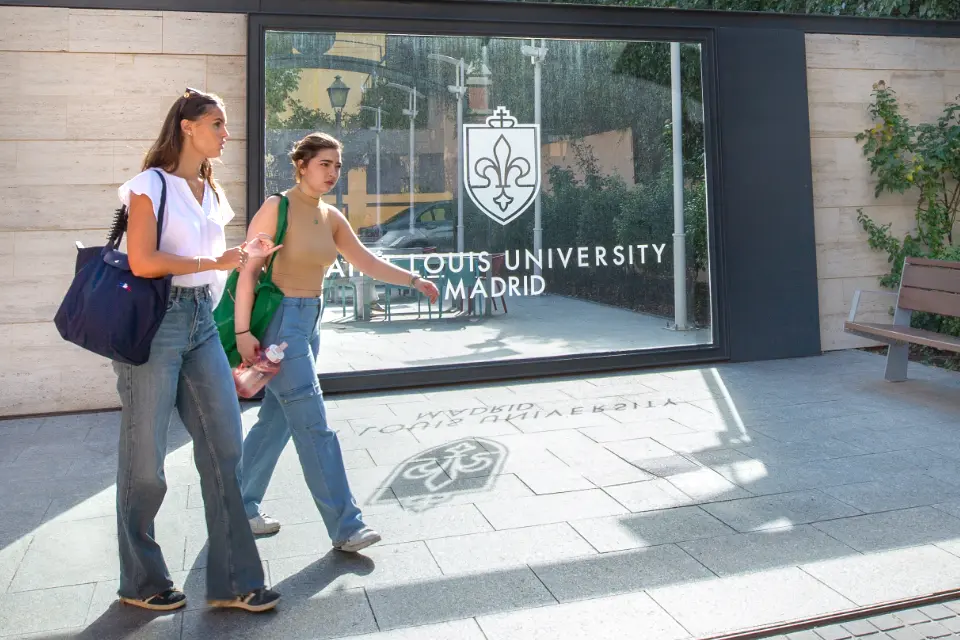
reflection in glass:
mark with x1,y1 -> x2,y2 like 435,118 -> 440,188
263,30 -> 713,373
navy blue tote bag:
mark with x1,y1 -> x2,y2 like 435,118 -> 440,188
54,169 -> 172,366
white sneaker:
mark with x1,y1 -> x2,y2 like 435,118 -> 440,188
248,512 -> 281,535
334,527 -> 381,553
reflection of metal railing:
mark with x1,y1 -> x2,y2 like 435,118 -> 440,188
324,252 -> 487,322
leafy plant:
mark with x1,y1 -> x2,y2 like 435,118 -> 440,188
855,82 -> 960,284
532,0 -> 960,20
264,33 -> 336,131
855,82 -> 960,347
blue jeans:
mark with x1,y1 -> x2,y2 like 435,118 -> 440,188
239,297 -> 365,544
113,286 -> 265,601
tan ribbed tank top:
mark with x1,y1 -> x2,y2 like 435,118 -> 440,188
270,186 -> 340,298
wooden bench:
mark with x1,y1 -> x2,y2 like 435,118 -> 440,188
844,256 -> 960,381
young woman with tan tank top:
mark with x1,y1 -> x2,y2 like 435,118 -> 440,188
234,132 -> 439,551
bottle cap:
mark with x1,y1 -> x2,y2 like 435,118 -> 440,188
265,341 -> 287,363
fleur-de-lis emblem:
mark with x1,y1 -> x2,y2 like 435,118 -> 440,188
474,135 -> 533,213
367,438 -> 508,512
463,106 -> 541,225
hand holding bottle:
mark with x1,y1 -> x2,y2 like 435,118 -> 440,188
233,342 -> 287,398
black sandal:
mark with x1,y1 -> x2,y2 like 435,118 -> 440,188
120,588 -> 187,611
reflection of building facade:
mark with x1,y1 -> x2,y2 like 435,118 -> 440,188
266,32 -> 496,231
331,168 -> 453,231
541,128 -> 636,193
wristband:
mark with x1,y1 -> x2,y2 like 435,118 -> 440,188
236,329 -> 250,336
409,273 -> 421,286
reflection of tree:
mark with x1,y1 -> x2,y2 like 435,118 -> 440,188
264,34 -> 337,195
613,41 -> 705,182
265,33 -> 335,130
534,0 -> 960,19
537,162 -> 710,327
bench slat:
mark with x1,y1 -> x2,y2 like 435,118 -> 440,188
844,321 -> 960,353
897,286 -> 960,316
902,264 -> 960,295
906,256 -> 960,270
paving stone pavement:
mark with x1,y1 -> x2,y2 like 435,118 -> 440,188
2,350 -> 960,639
775,600 -> 960,639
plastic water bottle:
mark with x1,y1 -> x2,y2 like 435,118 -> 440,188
233,342 -> 287,398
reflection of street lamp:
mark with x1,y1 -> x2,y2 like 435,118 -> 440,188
521,39 -> 547,277
359,105 -> 382,226
386,82 -> 424,234
466,53 -> 492,115
429,53 -> 467,254
327,74 -> 350,211
670,42 -> 687,331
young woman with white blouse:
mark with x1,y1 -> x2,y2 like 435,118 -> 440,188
116,88 -> 281,613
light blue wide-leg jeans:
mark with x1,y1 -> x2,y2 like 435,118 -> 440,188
114,285 -> 266,600
239,297 -> 365,544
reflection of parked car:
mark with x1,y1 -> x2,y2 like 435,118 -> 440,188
358,201 -> 456,253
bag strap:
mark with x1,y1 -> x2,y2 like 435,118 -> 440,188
263,193 -> 288,281
108,170 -> 168,250
151,169 -> 167,251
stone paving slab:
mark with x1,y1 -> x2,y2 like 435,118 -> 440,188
3,350 -> 960,639
476,592 -> 691,640
568,504 -> 735,552
677,524 -> 859,577
425,523 -> 596,573
778,598 -> 960,640
647,567 -> 855,636
810,506 -> 960,554
699,489 -> 862,532
800,545 -> 960,606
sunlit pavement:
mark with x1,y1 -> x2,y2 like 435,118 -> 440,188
2,350 -> 960,639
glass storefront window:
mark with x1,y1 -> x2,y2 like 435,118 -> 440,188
263,30 -> 714,375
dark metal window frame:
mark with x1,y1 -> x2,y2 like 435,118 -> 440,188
249,7 -> 729,394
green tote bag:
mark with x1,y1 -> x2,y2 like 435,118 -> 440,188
214,194 -> 289,368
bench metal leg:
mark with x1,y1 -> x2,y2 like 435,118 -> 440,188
884,307 -> 913,382
884,342 -> 909,382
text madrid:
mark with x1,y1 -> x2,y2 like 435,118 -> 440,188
327,243 -> 669,298
353,399 -> 679,436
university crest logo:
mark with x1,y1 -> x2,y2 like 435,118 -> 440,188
463,106 -> 541,226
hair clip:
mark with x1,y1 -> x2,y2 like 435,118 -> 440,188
183,87 -> 201,98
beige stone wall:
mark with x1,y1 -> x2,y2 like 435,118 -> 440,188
0,7 -> 248,417
807,34 -> 960,351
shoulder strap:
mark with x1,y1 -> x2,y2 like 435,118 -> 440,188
264,193 -> 288,280
151,169 -> 167,251
274,194 -> 289,245
107,169 -> 168,249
